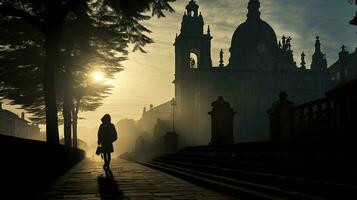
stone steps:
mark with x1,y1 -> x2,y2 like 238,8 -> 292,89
150,157 -> 357,198
141,161 -> 328,200
157,153 -> 357,184
140,142 -> 357,199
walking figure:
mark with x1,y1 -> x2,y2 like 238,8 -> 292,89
97,114 -> 117,170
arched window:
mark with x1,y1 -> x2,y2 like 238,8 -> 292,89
190,53 -> 198,69
190,49 -> 200,69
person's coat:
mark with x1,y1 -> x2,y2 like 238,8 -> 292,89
98,114 -> 117,153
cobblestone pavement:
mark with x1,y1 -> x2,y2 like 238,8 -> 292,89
36,158 -> 237,200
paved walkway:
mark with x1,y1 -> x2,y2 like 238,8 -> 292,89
37,158 -> 237,200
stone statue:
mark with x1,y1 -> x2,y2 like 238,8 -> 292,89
190,57 -> 196,68
286,37 -> 292,50
219,49 -> 224,67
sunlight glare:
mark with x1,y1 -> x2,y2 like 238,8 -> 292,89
92,71 -> 104,82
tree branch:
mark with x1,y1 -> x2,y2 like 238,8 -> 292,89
0,3 -> 47,33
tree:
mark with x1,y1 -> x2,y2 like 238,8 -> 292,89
72,82 -> 112,148
0,0 -> 175,144
0,13 -> 46,122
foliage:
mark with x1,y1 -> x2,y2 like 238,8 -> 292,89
0,0 -> 175,132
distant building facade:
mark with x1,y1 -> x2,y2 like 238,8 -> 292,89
174,0 -> 330,144
0,102 -> 42,140
329,46 -> 357,84
137,101 -> 172,135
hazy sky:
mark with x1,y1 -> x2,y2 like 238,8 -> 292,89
3,0 -> 356,142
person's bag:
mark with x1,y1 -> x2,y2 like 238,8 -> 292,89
95,146 -> 102,155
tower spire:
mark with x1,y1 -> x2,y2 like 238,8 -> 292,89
338,45 -> 349,83
311,36 -> 327,71
142,107 -> 146,117
338,45 -> 349,64
315,36 -> 322,53
247,0 -> 261,20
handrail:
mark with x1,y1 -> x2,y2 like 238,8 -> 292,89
294,97 -> 329,111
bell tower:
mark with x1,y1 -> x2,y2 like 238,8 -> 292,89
174,1 -> 213,143
311,36 -> 328,71
174,0 -> 212,72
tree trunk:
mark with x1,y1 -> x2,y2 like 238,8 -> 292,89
44,29 -> 60,144
63,76 -> 72,147
72,109 -> 78,148
63,43 -> 75,146
72,99 -> 80,148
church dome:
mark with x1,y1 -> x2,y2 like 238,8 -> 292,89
229,0 -> 278,65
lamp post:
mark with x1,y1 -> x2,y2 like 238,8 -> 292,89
171,98 -> 177,133
163,98 -> 179,154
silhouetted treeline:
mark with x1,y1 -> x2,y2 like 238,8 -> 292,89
0,0 -> 175,146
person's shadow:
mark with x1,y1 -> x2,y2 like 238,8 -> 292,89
97,169 -> 127,200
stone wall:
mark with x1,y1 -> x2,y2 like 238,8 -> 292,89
0,134 -> 85,198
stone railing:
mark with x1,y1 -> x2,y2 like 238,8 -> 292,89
268,79 -> 357,142
293,97 -> 333,141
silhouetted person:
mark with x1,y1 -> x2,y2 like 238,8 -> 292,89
98,114 -> 117,169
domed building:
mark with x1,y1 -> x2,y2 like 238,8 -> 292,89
173,0 -> 331,145
229,0 -> 278,67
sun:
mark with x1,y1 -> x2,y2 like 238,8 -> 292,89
92,71 -> 104,82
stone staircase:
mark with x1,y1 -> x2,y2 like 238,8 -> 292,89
140,141 -> 357,199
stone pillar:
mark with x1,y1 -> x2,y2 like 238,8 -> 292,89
267,92 -> 294,141
326,80 -> 357,142
135,136 -> 147,160
208,96 -> 236,145
164,131 -> 178,154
